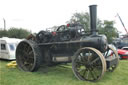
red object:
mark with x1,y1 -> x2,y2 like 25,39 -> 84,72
122,56 -> 128,58
117,49 -> 128,59
52,32 -> 56,36
118,49 -> 127,54
67,24 -> 70,27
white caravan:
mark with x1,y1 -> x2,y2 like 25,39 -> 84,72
0,37 -> 22,60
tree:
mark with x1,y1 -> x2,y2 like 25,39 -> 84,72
0,29 -> 8,37
68,12 -> 90,31
99,20 -> 118,43
67,12 -> 118,43
0,28 -> 31,38
8,27 -> 31,39
68,12 -> 102,32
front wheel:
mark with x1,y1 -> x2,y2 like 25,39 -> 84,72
72,47 -> 106,81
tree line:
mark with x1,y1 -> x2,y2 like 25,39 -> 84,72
0,27 -> 31,39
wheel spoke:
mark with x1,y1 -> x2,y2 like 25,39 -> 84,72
91,68 -> 99,79
83,69 -> 87,76
89,69 -> 96,80
76,61 -> 85,65
27,46 -> 31,53
16,41 -> 35,71
78,68 -> 85,73
87,51 -> 91,62
79,53 -> 86,62
85,70 -> 90,79
72,47 -> 106,81
28,51 -> 33,55
90,57 -> 100,65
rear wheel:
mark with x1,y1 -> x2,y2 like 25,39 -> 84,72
72,47 -> 106,81
16,40 -> 42,72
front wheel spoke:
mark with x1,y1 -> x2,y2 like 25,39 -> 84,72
87,51 -> 91,62
78,68 -> 85,73
89,69 -> 96,80
76,61 -> 85,65
94,67 -> 102,75
79,54 -> 86,62
80,51 -> 88,62
92,64 -> 102,74
85,70 -> 90,79
72,47 -> 106,81
91,68 -> 99,79
90,57 -> 100,65
83,69 -> 87,76
94,64 -> 102,69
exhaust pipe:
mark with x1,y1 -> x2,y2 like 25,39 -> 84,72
89,5 -> 97,35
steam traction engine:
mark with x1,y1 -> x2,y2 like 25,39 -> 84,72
16,5 -> 119,81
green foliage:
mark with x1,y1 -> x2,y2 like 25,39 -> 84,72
69,12 -> 90,31
99,20 -> 118,43
0,28 -> 31,39
68,12 -> 119,43
0,29 -> 8,37
8,27 -> 31,39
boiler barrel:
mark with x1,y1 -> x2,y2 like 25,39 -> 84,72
49,35 -> 108,57
80,35 -> 108,53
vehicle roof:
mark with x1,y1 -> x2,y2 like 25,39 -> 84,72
122,47 -> 128,48
0,37 -> 23,43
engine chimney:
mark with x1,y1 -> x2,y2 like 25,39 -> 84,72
89,5 -> 97,35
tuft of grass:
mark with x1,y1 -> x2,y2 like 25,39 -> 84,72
0,60 -> 128,85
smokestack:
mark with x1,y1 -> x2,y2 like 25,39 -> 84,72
89,5 -> 97,35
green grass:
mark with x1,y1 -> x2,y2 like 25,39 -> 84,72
0,60 -> 128,85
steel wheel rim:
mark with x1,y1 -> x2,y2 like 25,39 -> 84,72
72,47 -> 106,81
16,41 -> 35,71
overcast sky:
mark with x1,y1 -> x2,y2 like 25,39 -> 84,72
0,0 -> 128,34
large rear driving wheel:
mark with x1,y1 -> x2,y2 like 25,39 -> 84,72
72,47 -> 106,81
16,40 -> 42,72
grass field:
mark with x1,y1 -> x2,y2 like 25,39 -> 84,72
0,60 -> 128,85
